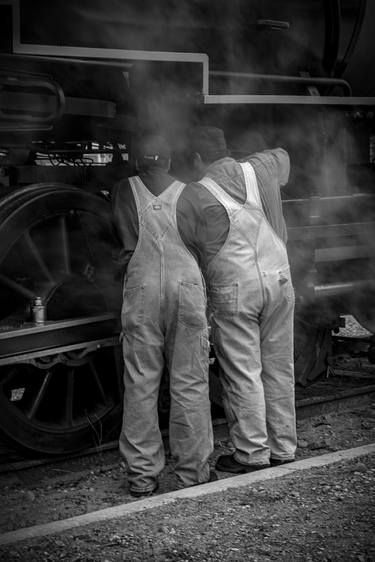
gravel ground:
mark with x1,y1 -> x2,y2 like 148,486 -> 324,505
0,398 -> 375,562
0,452 -> 374,562
0,316 -> 374,561
1,398 -> 375,535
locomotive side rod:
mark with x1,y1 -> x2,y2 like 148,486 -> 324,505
287,221 -> 375,241
0,313 -> 120,364
313,280 -> 375,299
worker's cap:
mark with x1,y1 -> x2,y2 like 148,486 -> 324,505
137,134 -> 171,161
190,126 -> 228,162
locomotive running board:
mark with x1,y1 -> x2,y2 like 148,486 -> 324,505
0,313 -> 120,365
201,94 -> 375,105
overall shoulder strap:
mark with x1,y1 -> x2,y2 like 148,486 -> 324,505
239,162 -> 286,245
239,162 -> 262,208
128,175 -> 161,230
128,175 -> 155,209
198,176 -> 240,216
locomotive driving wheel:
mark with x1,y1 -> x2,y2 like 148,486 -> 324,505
0,183 -> 124,454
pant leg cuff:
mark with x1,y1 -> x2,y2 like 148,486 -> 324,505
233,452 -> 270,466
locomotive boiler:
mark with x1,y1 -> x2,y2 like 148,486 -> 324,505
0,0 -> 374,454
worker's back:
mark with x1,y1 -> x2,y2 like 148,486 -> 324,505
198,161 -> 289,290
121,175 -> 207,338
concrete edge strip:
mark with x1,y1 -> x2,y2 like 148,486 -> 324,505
1,443 -> 375,547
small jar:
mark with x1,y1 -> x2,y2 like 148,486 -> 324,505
32,297 -> 46,325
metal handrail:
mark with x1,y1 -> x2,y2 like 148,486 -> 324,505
209,71 -> 352,96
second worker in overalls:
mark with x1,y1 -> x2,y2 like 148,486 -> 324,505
179,126 -> 297,473
112,134 -> 214,496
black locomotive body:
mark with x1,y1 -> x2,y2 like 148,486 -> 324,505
0,0 -> 374,454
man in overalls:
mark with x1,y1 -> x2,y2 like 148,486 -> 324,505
178,126 -> 297,473
112,134 -> 214,497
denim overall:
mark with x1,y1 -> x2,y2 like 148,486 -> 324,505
199,162 -> 297,465
119,176 -> 213,493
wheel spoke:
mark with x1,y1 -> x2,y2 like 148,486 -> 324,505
88,360 -> 106,403
23,231 -> 55,284
58,215 -> 71,274
0,273 -> 36,299
65,368 -> 75,427
0,367 -> 17,389
27,370 -> 52,419
77,212 -> 96,262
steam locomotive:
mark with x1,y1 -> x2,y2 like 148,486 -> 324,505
0,0 -> 374,455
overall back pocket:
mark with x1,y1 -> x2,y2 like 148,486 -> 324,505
178,281 -> 207,328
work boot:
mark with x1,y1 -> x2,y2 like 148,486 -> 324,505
270,458 -> 295,467
129,483 -> 159,498
215,454 -> 270,474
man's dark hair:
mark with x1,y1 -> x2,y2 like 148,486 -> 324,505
190,126 -> 228,163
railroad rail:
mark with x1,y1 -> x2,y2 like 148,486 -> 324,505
1,365 -> 374,475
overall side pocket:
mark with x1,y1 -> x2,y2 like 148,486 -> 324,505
121,284 -> 145,332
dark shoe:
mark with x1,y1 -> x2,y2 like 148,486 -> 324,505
215,454 -> 270,474
129,483 -> 159,498
208,469 -> 218,482
270,458 -> 295,467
